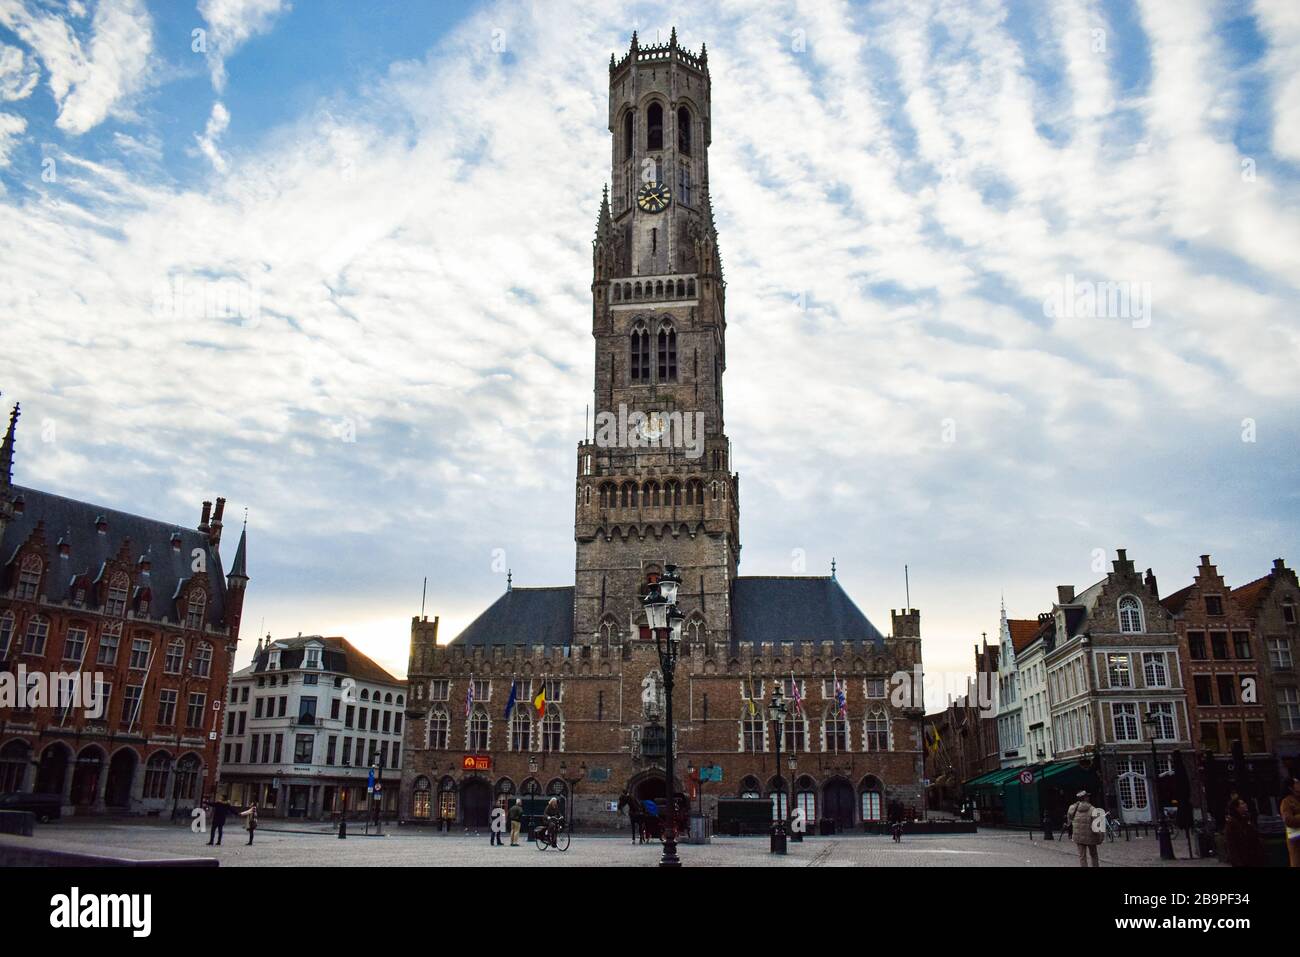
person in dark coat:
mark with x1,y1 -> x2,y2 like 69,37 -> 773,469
1066,790 -> 1103,867
207,796 -> 234,846
240,802 -> 259,845
1224,798 -> 1264,867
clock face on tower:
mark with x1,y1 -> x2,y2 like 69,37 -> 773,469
636,181 -> 671,213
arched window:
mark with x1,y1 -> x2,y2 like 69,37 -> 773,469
630,324 -> 650,381
599,482 -> 615,507
741,710 -> 764,752
643,481 -> 660,506
657,322 -> 677,381
864,709 -> 889,750
620,481 -> 638,508
467,707 -> 490,751
185,592 -> 206,630
794,777 -> 817,823
860,776 -> 883,822
23,616 -> 49,656
1118,596 -> 1143,634
739,775 -> 761,799
823,709 -> 849,752
646,102 -> 663,151
510,709 -> 531,751
599,617 -> 619,646
784,712 -> 807,752
164,638 -> 185,675
105,573 -> 129,617
0,611 -> 14,660
175,754 -> 200,800
541,709 -> 563,752
686,479 -> 703,505
769,778 -> 788,820
143,752 -> 171,800
623,110 -> 634,159
0,739 -> 31,793
685,617 -> 704,644
520,777 -> 541,796
677,106 -> 691,154
412,775 -> 432,819
192,642 -> 212,678
427,708 -> 449,750
360,689 -> 370,701
16,555 -> 42,601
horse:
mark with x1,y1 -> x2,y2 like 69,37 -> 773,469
617,792 -> 656,844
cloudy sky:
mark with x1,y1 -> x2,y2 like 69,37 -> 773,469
1,0 -> 1297,686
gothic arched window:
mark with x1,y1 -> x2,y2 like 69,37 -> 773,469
647,102 -> 663,151
510,709 -> 531,751
105,572 -> 129,617
864,709 -> 889,750
1118,595 -> 1143,633
185,592 -> 206,630
658,323 -> 677,381
630,324 -> 650,381
541,709 -> 563,752
623,110 -> 634,159
427,708 -> 449,750
678,106 -> 691,154
467,707 -> 490,751
16,555 -> 42,601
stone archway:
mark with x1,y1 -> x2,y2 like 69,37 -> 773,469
71,746 -> 105,808
35,742 -> 70,797
461,776 -> 492,827
823,777 -> 855,830
0,739 -> 31,794
105,749 -> 138,809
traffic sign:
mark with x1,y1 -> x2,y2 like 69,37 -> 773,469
1018,770 -> 1034,785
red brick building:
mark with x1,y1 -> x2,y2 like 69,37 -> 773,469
0,400 -> 248,815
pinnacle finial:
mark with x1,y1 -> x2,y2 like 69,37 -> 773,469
670,26 -> 677,47
507,568 -> 513,592
700,41 -> 708,62
831,557 -> 837,580
0,401 -> 19,487
630,30 -> 639,49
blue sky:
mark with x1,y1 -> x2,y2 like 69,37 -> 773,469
1,0 -> 1298,685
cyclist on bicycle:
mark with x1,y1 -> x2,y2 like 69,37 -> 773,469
542,797 -> 565,847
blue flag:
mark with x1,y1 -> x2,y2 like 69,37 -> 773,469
504,681 -> 517,721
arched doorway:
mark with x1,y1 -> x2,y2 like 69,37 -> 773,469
823,777 -> 854,830
71,747 -> 105,807
461,777 -> 492,827
105,749 -> 137,809
859,775 -> 884,823
0,740 -> 31,794
35,743 -> 70,797
632,774 -> 666,804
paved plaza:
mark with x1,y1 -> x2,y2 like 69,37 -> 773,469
10,820 -> 1223,867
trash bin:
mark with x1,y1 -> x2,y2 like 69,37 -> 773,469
688,815 -> 712,845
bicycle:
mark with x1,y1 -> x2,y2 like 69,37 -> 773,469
534,819 -> 571,851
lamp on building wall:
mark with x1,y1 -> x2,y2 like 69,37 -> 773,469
643,562 -> 684,867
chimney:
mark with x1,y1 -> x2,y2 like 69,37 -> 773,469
1144,568 -> 1159,599
1057,585 -> 1075,604
199,500 -> 212,534
209,496 -> 225,547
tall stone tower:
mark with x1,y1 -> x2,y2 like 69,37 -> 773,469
574,30 -> 738,650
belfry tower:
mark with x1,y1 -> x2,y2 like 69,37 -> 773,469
574,30 -> 738,650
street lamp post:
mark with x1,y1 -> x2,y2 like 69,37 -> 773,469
768,684 -> 788,854
171,659 -> 195,822
787,754 -> 801,842
643,563 -> 685,867
1142,709 -> 1175,860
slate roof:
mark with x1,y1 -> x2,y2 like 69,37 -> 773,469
451,587 -> 576,648
248,634 -> 400,686
1231,575 -> 1272,617
448,576 -> 886,650
0,485 -> 228,628
1161,583 -> 1196,616
731,576 -> 884,650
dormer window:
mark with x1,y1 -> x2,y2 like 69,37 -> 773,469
268,648 -> 281,670
304,646 -> 322,669
185,592 -> 206,630
16,555 -> 42,601
105,573 -> 129,617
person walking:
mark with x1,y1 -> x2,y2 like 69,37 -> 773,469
241,802 -> 259,846
1282,778 -> 1300,868
508,797 -> 523,846
207,796 -> 234,846
1066,790 -> 1103,867
1224,798 -> 1265,867
490,797 -> 505,846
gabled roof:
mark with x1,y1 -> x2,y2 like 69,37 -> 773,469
1007,619 -> 1039,654
251,634 -> 399,686
1161,583 -> 1196,616
1231,575 -> 1272,617
0,485 -> 227,628
451,587 -> 575,648
731,576 -> 884,651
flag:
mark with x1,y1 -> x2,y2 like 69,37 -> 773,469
926,724 -> 941,755
834,671 -> 847,718
746,677 -> 757,716
504,681 -> 517,721
533,683 -> 546,718
465,676 -> 474,718
790,671 -> 803,715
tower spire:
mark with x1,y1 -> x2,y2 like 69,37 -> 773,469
0,401 -> 19,488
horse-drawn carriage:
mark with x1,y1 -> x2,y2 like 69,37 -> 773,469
618,791 -> 690,844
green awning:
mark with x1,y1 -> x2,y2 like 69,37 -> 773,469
965,767 -> 1022,790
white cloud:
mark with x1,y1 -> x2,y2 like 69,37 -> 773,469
0,40 -> 39,101
194,100 -> 230,172
1255,0 -> 1300,163
197,0 -> 289,92
0,0 -> 153,134
0,109 -> 25,166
